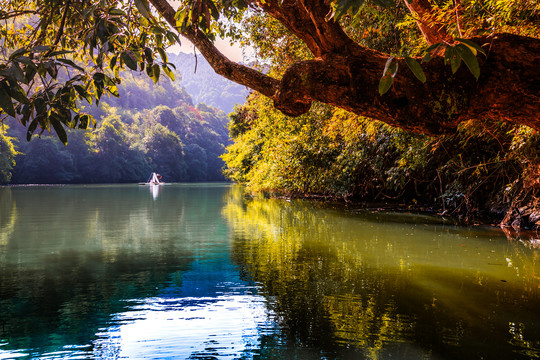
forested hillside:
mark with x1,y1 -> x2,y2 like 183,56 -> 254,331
169,52 -> 249,114
1,67 -> 231,184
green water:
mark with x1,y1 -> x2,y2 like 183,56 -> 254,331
0,184 -> 538,359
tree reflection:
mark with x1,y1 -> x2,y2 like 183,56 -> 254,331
0,188 -> 16,247
222,186 -> 540,359
0,185 -> 220,354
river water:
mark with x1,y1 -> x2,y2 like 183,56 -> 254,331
0,184 -> 538,359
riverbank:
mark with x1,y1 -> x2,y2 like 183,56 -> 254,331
222,97 -> 540,235
245,189 -> 540,246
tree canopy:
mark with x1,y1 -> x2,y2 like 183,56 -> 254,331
1,0 -> 539,138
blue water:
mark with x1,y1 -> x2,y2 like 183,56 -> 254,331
0,184 -> 539,359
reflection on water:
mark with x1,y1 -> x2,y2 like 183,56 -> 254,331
223,186 -> 540,359
93,295 -> 273,359
0,184 -> 539,359
149,184 -> 161,200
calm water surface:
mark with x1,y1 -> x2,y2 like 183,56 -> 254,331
0,184 -> 538,359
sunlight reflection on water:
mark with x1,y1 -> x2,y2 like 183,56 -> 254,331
93,295 -> 276,359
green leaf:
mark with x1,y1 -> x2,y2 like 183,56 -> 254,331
383,56 -> 398,77
74,85 -> 91,104
379,57 -> 398,95
134,0 -> 152,20
109,8 -> 127,17
78,114 -> 89,129
103,74 -> 116,87
8,83 -> 29,104
56,58 -> 85,71
108,85 -> 120,97
21,104 -> 32,126
0,83 -> 16,117
456,44 -> 480,80
49,50 -> 75,57
51,117 -> 68,145
8,63 -> 27,84
121,51 -> 138,70
175,9 -> 189,28
93,72 -> 105,83
27,118 -> 39,141
143,47 -> 153,65
157,47 -> 168,63
9,47 -> 28,60
378,74 -> 393,95
149,64 -> 160,84
14,56 -> 35,67
44,61 -> 59,79
404,56 -> 426,83
203,0 -> 220,20
166,31 -> 181,45
333,0 -> 365,20
455,38 -> 486,56
30,45 -> 52,53
162,65 -> 175,81
425,42 -> 443,54
109,54 -> 118,70
445,46 -> 461,74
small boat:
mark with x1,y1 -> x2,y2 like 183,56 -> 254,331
139,172 -> 163,185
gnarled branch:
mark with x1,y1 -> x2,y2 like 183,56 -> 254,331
148,0 -> 540,135
148,0 -> 279,98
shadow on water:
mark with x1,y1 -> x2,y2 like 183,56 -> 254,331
222,186 -> 540,360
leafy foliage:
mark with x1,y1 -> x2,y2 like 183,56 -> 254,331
218,0 -> 540,227
0,125 -> 18,183
0,0 -> 178,140
223,92 -> 540,226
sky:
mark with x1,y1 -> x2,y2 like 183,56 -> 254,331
169,35 -> 247,63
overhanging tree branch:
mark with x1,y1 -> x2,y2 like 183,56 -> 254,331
150,0 -> 540,135
148,0 -> 279,98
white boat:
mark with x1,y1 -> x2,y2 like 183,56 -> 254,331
140,172 -> 163,185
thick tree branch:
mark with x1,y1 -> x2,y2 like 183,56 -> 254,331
254,0 -> 359,57
148,0 -> 279,98
276,33 -> 540,134
149,0 -> 540,135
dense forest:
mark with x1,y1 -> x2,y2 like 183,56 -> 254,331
220,0 -> 540,230
0,66 -> 231,184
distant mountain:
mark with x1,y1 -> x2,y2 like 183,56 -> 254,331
169,52 -> 250,114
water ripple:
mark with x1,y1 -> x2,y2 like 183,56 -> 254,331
93,294 -> 277,359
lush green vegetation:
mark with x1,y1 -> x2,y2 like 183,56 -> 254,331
2,71 -> 230,184
223,94 -> 540,227
221,0 -> 540,229
0,125 -> 18,183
